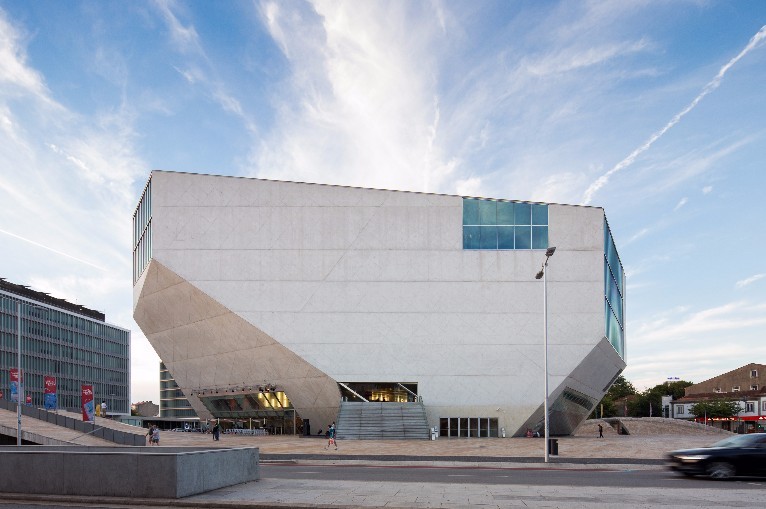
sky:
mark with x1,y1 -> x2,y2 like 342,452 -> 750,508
1,0 -> 765,404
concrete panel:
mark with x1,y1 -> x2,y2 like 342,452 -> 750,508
134,260 -> 341,429
0,446 -> 259,498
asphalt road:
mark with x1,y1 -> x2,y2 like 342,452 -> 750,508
262,462 -> 766,489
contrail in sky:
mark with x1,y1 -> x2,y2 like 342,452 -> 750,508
0,228 -> 107,271
581,24 -> 766,206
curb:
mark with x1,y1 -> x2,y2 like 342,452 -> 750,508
260,453 -> 664,465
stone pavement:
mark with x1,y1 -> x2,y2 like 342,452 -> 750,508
2,422 -> 762,508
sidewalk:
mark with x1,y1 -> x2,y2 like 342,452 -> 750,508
2,426 -> 755,509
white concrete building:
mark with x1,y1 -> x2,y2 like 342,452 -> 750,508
132,171 -> 626,437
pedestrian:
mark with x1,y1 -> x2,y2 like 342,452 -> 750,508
325,421 -> 338,450
146,425 -> 155,445
101,401 -> 107,419
213,422 -> 220,441
598,423 -> 604,438
151,425 -> 160,446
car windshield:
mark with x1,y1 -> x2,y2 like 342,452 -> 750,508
710,433 -> 765,448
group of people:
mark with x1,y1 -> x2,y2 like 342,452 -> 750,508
146,425 -> 160,445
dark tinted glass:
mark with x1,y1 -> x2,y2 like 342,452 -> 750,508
532,226 -> 548,249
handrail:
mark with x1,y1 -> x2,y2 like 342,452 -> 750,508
397,383 -> 417,399
338,382 -> 368,402
0,398 -> 144,446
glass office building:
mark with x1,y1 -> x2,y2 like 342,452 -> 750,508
0,279 -> 130,414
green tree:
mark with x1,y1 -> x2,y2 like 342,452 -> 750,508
591,375 -> 637,418
629,380 -> 693,417
690,399 -> 741,420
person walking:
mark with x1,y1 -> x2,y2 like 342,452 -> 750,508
101,401 -> 107,419
212,422 -> 221,441
325,421 -> 338,450
146,425 -> 159,446
598,423 -> 604,438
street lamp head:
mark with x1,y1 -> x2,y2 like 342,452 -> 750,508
545,246 -> 556,257
535,270 -> 544,280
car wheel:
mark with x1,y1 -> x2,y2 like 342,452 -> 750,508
707,462 -> 735,479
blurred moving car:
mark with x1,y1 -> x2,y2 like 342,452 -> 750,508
666,433 -> 766,479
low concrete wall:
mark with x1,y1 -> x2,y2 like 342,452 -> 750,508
0,446 -> 259,498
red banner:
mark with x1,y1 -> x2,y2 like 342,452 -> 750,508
81,385 -> 95,422
10,368 -> 20,403
44,376 -> 57,410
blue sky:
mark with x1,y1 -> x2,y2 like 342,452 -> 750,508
1,1 -> 765,404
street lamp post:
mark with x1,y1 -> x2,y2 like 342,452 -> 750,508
535,246 -> 556,463
16,301 -> 22,446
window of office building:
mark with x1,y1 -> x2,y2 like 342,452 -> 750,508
463,198 -> 548,250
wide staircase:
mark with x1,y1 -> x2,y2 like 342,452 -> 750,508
335,401 -> 430,440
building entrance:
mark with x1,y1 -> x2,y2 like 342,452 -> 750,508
339,382 -> 418,402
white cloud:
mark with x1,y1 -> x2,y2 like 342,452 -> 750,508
153,0 -> 202,54
631,301 -> 766,345
702,185 -> 713,194
673,197 -> 688,211
251,1 -> 452,193
0,11 -> 54,103
581,24 -> 766,205
736,274 -> 765,289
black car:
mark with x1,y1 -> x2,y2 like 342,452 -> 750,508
667,433 -> 766,479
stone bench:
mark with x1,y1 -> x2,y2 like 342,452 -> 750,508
0,446 -> 259,498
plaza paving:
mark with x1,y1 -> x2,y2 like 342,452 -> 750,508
3,412 -> 761,508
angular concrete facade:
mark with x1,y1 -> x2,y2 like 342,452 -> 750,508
132,171 -> 626,436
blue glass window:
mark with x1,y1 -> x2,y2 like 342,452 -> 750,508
478,200 -> 497,225
531,204 -> 548,225
497,226 -> 514,249
463,198 -> 547,251
463,226 -> 480,249
514,226 -> 531,249
496,201 -> 514,225
479,226 -> 498,249
514,202 -> 531,225
603,219 -> 625,360
463,199 -> 479,225
531,226 -> 548,249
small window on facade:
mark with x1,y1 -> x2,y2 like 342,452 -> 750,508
745,402 -> 755,413
751,385 -> 758,391
732,386 -> 740,392
714,387 -> 722,393
675,405 -> 684,414
751,370 -> 758,377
